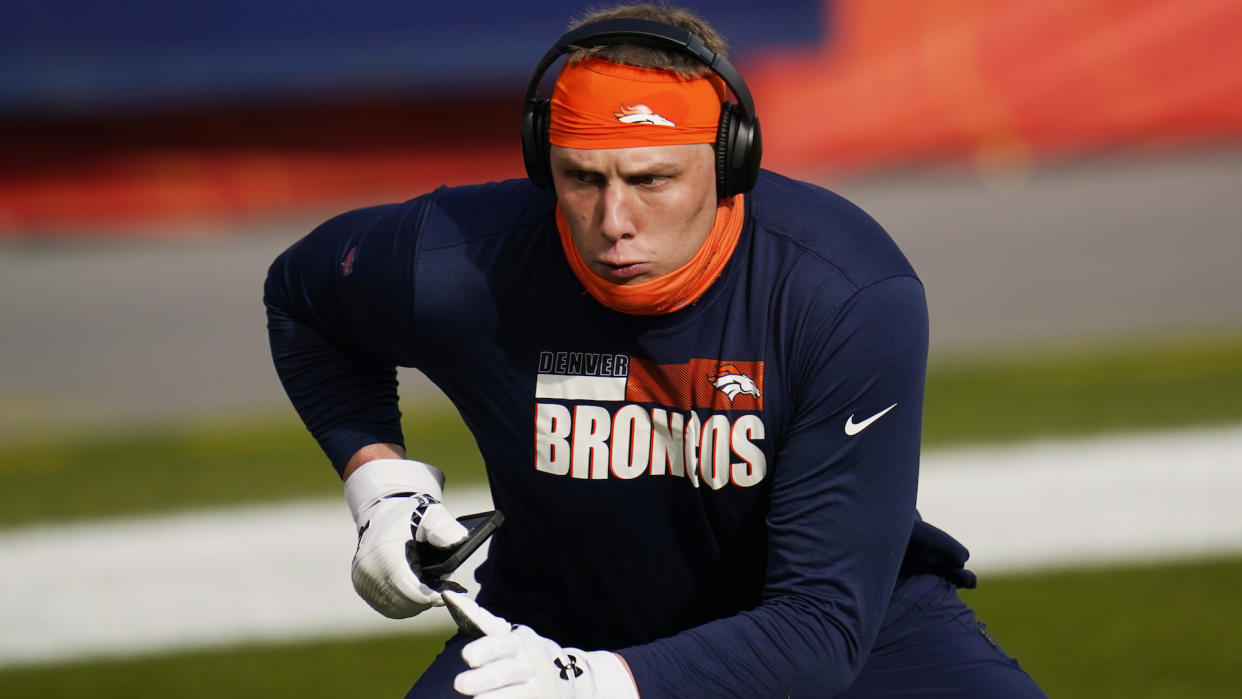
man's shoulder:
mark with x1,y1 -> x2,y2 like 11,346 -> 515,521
416,178 -> 556,247
421,177 -> 551,213
319,178 -> 554,247
747,170 -> 916,288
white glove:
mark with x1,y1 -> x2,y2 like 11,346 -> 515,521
444,591 -> 639,699
344,458 -> 468,618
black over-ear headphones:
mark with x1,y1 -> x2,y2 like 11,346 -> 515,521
521,18 -> 762,199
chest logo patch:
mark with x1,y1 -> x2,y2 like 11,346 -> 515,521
707,363 -> 762,403
533,352 -> 768,489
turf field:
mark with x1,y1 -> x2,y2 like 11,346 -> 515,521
2,332 -> 1240,696
1,556 -> 1237,698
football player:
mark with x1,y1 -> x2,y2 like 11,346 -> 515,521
265,3 -> 1046,696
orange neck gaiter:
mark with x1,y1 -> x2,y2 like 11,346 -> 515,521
556,193 -> 745,316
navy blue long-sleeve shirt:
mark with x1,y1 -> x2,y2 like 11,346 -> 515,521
265,170 -> 972,697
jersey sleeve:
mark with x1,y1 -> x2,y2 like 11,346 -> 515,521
263,203 -> 423,475
621,275 -> 929,697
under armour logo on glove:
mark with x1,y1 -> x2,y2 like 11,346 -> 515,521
556,654 -> 584,680
445,591 -> 640,698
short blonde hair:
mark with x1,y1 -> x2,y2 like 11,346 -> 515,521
566,3 -> 729,78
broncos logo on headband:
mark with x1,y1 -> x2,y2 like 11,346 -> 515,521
613,103 -> 676,126
707,363 -> 761,403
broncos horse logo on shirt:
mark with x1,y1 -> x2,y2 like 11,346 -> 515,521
707,363 -> 761,403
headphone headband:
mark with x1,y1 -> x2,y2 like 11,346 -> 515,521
522,17 -> 762,197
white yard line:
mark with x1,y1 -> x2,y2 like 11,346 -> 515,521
915,425 -> 1242,572
2,425 -> 1240,669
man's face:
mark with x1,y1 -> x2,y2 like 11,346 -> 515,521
550,143 -> 718,285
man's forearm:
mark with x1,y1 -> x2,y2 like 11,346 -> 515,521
343,442 -> 407,480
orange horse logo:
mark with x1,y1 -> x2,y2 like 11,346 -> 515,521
613,103 -> 676,126
707,363 -> 761,403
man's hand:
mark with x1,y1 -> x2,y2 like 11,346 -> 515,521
344,458 -> 468,618
444,591 -> 639,699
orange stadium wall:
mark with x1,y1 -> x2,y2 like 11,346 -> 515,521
751,0 -> 1242,176
2,0 -> 1240,237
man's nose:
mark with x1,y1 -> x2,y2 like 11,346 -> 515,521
599,184 -> 635,241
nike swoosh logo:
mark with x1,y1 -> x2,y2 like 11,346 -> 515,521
844,403 -> 898,436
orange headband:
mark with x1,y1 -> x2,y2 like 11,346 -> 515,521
549,56 -> 726,149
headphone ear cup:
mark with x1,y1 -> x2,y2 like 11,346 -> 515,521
736,113 -> 761,195
715,102 -> 737,199
718,102 -> 761,198
522,98 -> 553,188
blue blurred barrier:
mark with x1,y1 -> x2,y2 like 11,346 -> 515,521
0,0 -> 823,110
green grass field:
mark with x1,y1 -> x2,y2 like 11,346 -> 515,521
2,556 -> 1238,698
3,331 -> 1241,695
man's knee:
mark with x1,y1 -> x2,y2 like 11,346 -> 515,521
406,633 -> 471,698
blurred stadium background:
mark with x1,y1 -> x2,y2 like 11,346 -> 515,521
2,1 -> 1241,696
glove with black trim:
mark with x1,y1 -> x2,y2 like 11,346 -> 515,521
444,591 -> 639,699
344,458 -> 468,618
